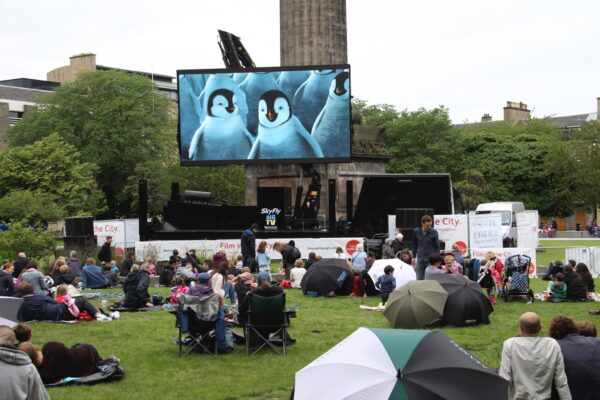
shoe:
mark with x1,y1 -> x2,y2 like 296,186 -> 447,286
588,310 -> 600,315
217,347 -> 233,354
96,314 -> 112,322
109,311 -> 120,319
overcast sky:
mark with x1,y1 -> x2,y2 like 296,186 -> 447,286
2,0 -> 599,123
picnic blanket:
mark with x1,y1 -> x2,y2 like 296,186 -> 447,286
45,360 -> 124,387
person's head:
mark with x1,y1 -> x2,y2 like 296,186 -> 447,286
18,252 -> 26,259
172,249 -> 179,256
17,281 -> 34,295
3,262 -> 14,275
576,263 -> 592,277
56,284 -> 68,297
294,259 -> 305,269
335,247 -> 343,254
554,272 -> 565,283
86,257 -> 96,266
385,239 -> 393,246
273,242 -> 284,252
145,256 -> 153,264
308,252 -> 316,260
127,250 -> 135,260
106,236 -> 113,244
400,250 -> 412,263
567,259 -> 577,268
17,342 -> 43,365
242,266 -> 250,273
255,240 -> 267,254
384,265 -> 394,275
395,232 -> 404,242
175,277 -> 185,287
236,254 -> 243,262
131,263 -> 140,272
564,264 -> 575,274
58,263 -> 69,274
26,260 -> 38,270
315,255 -> 322,261
288,240 -> 295,247
239,272 -> 253,284
429,254 -> 442,267
251,223 -> 259,232
140,263 -> 149,272
485,251 -> 496,261
421,215 -> 433,231
444,255 -> 455,267
168,259 -> 177,269
212,251 -> 228,267
356,244 -> 363,252
451,244 -> 460,253
549,315 -> 578,340
577,321 -> 597,337
256,271 -> 272,291
198,272 -> 211,285
69,250 -> 77,258
518,312 -> 542,337
0,325 -> 16,346
13,323 -> 31,343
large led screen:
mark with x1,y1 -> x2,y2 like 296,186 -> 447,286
177,65 -> 351,165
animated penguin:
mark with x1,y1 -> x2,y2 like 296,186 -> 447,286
199,73 -> 248,126
248,90 -> 323,160
277,70 -> 310,105
239,72 -> 280,135
178,74 -> 206,158
311,71 -> 350,158
188,88 -> 254,161
293,69 -> 338,132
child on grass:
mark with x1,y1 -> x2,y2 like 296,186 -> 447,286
375,265 -> 396,305
548,272 -> 568,303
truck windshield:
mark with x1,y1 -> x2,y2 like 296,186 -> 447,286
475,210 -> 512,225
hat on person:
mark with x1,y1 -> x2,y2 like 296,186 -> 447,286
212,251 -> 228,265
198,272 -> 211,283
256,271 -> 271,284
396,233 -> 404,241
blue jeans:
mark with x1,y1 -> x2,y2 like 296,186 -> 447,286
178,307 -> 227,350
416,259 -> 428,280
224,281 -> 237,304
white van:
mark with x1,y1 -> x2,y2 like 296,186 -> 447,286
475,202 -> 525,247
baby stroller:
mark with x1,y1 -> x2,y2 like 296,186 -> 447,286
501,254 -> 534,302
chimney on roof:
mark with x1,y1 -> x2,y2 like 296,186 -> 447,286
481,113 -> 492,122
503,101 -> 530,123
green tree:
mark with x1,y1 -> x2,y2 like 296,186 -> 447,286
0,222 -> 57,262
352,98 -> 399,127
7,70 -> 172,217
0,133 -> 104,218
453,170 -> 487,212
571,121 -> 600,216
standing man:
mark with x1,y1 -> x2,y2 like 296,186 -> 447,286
12,252 -> 29,278
411,215 -> 440,280
499,312 -> 571,400
241,223 -> 259,273
98,236 -> 113,264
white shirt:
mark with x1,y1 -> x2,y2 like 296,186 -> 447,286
499,336 -> 571,400
290,267 -> 307,289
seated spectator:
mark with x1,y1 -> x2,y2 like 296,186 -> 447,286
564,264 -> 588,301
209,261 -> 227,298
399,249 -> 412,265
224,274 -> 237,307
160,259 -> 177,286
20,261 -> 48,295
334,246 -> 346,259
66,251 -> 82,277
227,260 -> 241,277
451,244 -> 465,269
169,277 -> 189,305
290,259 -> 307,289
101,262 -> 120,287
424,254 -> 444,280
233,272 -> 254,308
17,282 -> 112,322
120,251 -> 135,277
575,263 -> 595,294
391,233 -> 404,256
0,263 -> 15,296
548,273 -> 568,302
142,256 -> 157,276
123,264 -> 152,309
543,260 -> 565,281
52,263 -> 75,286
19,340 -> 109,385
13,323 -> 32,345
443,254 -> 463,274
235,254 -> 244,270
577,321 -> 597,337
175,263 -> 196,284
304,252 -> 318,270
381,240 -> 394,259
0,325 -> 49,400
549,315 -> 600,399
499,312 -> 570,400
81,258 -> 109,290
110,260 -> 119,275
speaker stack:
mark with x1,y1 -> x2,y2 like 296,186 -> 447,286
64,216 -> 96,249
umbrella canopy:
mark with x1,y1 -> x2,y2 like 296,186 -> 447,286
431,274 -> 494,326
369,259 -> 416,291
294,327 -> 508,400
0,316 -> 16,328
384,280 -> 448,329
300,258 -> 352,296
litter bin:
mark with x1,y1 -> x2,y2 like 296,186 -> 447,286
576,223 -> 581,231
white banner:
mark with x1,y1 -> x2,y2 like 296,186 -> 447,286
469,213 -> 503,249
434,214 -> 469,254
94,219 -> 140,249
135,237 -> 364,262
517,211 -> 539,249
471,247 -> 537,276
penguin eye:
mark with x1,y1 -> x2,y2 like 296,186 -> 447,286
278,106 -> 284,111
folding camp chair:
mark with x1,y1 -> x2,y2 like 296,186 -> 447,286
175,293 -> 220,356
244,293 -> 288,356
0,296 -> 23,322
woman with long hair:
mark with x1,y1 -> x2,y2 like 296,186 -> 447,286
256,241 -> 271,273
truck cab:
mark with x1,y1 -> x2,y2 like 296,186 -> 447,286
475,202 -> 525,247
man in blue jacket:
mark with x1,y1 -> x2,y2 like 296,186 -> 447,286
411,215 -> 440,280
81,258 -> 109,289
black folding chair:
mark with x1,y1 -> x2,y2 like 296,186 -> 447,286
244,293 -> 288,356
175,293 -> 220,356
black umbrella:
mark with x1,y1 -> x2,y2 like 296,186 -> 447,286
300,258 -> 352,296
431,274 -> 493,326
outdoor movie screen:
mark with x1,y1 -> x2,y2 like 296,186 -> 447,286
177,64 -> 351,165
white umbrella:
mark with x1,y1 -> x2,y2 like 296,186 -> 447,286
368,258 -> 416,290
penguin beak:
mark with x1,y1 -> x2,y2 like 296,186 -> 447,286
226,105 -> 235,113
267,110 -> 277,122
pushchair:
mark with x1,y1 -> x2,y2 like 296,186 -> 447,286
501,254 -> 534,302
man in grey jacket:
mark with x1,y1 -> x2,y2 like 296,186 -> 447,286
0,325 -> 49,400
499,312 -> 571,400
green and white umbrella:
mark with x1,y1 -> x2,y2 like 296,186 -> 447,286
294,327 -> 507,400
383,280 -> 447,329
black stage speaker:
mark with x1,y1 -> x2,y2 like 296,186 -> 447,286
395,208 -> 434,243
64,216 -> 93,237
257,187 -> 292,230
328,179 -> 336,234
346,180 -> 353,221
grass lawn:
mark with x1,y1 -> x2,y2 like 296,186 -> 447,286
25,277 -> 600,400
536,239 -> 600,272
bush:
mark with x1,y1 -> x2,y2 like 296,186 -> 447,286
0,221 -> 57,266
